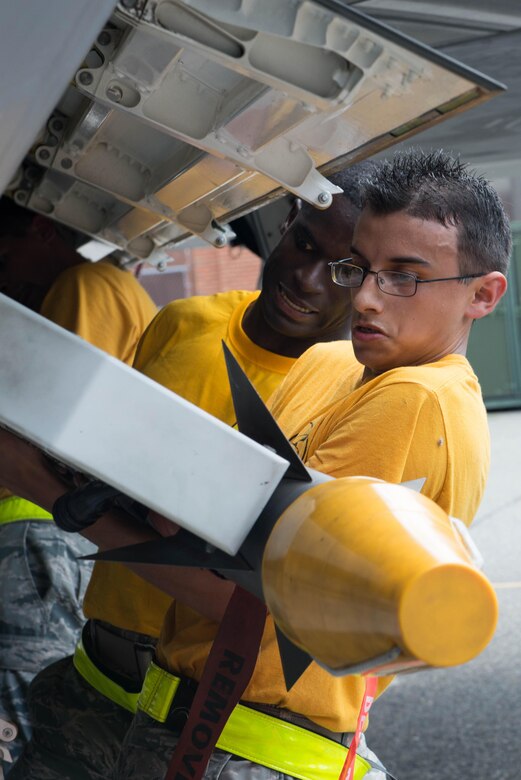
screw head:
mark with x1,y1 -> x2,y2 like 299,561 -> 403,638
317,191 -> 332,205
37,148 -> 51,161
2,727 -> 14,740
214,234 -> 226,247
50,118 -> 64,133
78,71 -> 94,86
60,158 -> 73,170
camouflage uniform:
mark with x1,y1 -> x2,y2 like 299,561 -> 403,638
8,655 -> 133,780
0,518 -> 95,774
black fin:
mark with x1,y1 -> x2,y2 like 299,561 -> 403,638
275,624 -> 313,691
222,341 -> 310,482
84,530 -> 252,571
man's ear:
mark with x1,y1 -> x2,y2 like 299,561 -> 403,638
467,272 -> 508,320
29,215 -> 56,245
279,198 -> 302,236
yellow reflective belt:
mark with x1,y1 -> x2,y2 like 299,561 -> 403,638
0,497 -> 53,524
139,663 -> 371,780
73,639 -> 140,714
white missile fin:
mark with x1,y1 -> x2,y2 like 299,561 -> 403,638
400,477 -> 427,493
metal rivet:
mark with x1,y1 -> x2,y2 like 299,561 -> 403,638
60,158 -> 73,170
38,148 -> 51,161
214,235 -> 226,247
317,191 -> 331,205
106,85 -> 123,103
97,31 -> 111,46
78,71 -> 94,86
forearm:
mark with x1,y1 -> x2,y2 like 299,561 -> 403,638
84,509 -> 234,622
0,428 -> 234,622
0,427 -> 66,509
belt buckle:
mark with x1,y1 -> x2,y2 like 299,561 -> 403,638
165,676 -> 198,732
133,642 -> 157,682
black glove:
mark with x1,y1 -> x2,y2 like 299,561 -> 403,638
53,480 -> 149,532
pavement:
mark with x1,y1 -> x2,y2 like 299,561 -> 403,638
366,409 -> 521,780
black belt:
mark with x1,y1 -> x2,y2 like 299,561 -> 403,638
82,619 -> 157,691
84,622 -> 351,750
153,662 -> 350,747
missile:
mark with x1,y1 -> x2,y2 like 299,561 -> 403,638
92,344 -> 498,686
0,295 -> 498,688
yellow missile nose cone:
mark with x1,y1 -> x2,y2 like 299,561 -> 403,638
399,563 -> 498,667
262,476 -> 498,672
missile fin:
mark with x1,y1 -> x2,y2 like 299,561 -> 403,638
400,477 -> 426,493
275,625 -> 313,691
222,342 -> 311,482
84,530 -> 252,571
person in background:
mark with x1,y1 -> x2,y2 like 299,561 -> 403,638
0,197 -> 157,771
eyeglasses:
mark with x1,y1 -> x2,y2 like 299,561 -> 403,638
329,260 -> 486,298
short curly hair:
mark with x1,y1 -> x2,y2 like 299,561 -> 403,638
360,149 -> 511,276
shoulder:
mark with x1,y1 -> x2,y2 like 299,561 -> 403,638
157,290 -> 256,327
354,356 -> 485,430
56,262 -> 150,302
285,341 -> 360,391
293,341 -> 357,373
370,356 -> 481,401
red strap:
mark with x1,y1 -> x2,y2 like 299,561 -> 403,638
339,675 -> 378,780
164,586 -> 267,780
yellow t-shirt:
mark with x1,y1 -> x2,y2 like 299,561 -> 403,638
0,262 -> 157,505
83,290 -> 296,635
40,261 -> 157,365
156,341 -> 490,732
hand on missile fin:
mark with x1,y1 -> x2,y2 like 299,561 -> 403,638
222,342 -> 310,482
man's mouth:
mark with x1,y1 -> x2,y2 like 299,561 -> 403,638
278,284 -> 318,315
353,322 -> 386,336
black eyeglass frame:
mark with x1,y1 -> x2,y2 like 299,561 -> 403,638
328,260 -> 487,298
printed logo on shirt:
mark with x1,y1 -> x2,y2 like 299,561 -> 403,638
289,421 -> 314,462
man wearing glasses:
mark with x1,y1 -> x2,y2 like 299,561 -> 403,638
273,147 -> 508,512
110,149 -> 509,780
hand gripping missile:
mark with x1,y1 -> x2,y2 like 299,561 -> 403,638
92,343 -> 498,687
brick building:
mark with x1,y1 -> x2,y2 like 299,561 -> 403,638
136,244 -> 262,308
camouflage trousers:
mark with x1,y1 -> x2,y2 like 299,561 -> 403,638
113,709 -> 388,780
8,656 -> 133,780
0,520 -> 95,773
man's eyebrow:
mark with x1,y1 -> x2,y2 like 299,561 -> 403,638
350,245 -> 431,267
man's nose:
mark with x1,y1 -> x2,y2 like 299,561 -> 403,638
294,260 -> 328,293
351,271 -> 384,312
